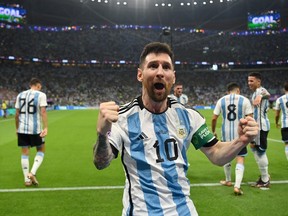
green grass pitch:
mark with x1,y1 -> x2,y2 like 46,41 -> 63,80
0,109 -> 287,216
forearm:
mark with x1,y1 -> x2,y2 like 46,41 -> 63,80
93,133 -> 114,170
211,120 -> 216,133
201,139 -> 246,166
42,111 -> 48,130
275,115 -> 280,127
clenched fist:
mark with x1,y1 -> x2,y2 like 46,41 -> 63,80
97,101 -> 119,135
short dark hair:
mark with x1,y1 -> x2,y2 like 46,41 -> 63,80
284,82 -> 288,91
248,72 -> 261,80
227,82 -> 240,92
29,78 -> 41,86
139,42 -> 174,69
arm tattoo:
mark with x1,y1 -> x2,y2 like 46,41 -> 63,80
93,133 -> 114,170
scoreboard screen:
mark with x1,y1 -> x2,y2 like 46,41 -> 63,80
0,4 -> 26,24
248,11 -> 281,30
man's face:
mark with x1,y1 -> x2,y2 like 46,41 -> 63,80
36,83 -> 42,91
137,52 -> 175,102
248,76 -> 260,91
174,85 -> 183,97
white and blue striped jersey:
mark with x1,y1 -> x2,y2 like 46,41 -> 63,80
169,94 -> 188,105
15,89 -> 47,134
213,94 -> 252,142
275,94 -> 288,128
108,96 -> 216,216
251,87 -> 270,131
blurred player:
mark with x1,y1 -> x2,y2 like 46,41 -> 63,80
275,82 -> 288,161
212,82 -> 253,195
15,78 -> 48,186
93,42 -> 259,215
169,82 -> 188,106
248,72 -> 271,189
1,100 -> 7,118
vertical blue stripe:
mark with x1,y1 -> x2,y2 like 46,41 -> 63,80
280,97 -> 286,128
127,113 -> 163,216
25,91 -> 31,134
229,95 -> 234,141
33,92 -> 40,134
237,97 -> 244,140
175,108 -> 191,172
252,92 -> 258,123
153,113 -> 191,216
263,100 -> 270,130
238,97 -> 244,119
220,98 -> 226,141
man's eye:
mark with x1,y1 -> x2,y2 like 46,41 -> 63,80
163,65 -> 171,70
150,64 -> 158,69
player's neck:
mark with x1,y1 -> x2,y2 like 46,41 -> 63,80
142,95 -> 167,113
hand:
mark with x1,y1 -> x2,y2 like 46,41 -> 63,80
97,101 -> 119,135
238,116 -> 259,144
40,128 -> 48,137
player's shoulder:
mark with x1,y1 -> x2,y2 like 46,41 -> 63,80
118,97 -> 141,115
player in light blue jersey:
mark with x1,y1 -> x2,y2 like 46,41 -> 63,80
15,78 -> 48,186
93,42 -> 258,216
248,72 -> 271,189
212,82 -> 253,195
169,83 -> 189,106
275,82 -> 288,161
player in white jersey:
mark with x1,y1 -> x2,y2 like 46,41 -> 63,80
212,82 -> 253,195
169,83 -> 189,106
248,72 -> 271,189
275,82 -> 288,161
93,42 -> 258,216
15,78 -> 48,186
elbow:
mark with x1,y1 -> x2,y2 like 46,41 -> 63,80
93,157 -> 110,170
209,158 -> 225,167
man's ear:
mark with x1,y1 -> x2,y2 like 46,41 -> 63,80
172,70 -> 176,84
137,68 -> 143,82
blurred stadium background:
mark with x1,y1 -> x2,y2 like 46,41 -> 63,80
0,0 -> 288,215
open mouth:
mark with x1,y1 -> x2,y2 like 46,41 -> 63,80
154,83 -> 165,90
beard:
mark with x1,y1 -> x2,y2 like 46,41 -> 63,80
145,82 -> 171,102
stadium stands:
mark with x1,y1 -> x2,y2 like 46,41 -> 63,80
0,26 -> 288,107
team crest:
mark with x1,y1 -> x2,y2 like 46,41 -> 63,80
177,125 -> 187,139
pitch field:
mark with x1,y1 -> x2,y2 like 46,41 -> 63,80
0,109 -> 287,216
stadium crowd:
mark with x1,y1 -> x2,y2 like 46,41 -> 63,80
0,26 -> 287,64
0,63 -> 287,108
0,26 -> 288,108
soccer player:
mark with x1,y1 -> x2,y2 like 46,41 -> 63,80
169,82 -> 188,106
93,42 -> 258,215
248,72 -> 271,189
15,78 -> 48,186
275,82 -> 288,161
212,82 -> 253,195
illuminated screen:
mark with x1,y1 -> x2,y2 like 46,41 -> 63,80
248,11 -> 281,30
0,5 -> 26,24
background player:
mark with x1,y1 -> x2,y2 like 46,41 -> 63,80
275,82 -> 288,161
15,78 -> 48,186
248,72 -> 271,189
169,82 -> 188,106
212,82 -> 253,195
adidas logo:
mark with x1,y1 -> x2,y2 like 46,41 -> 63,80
137,132 -> 148,140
